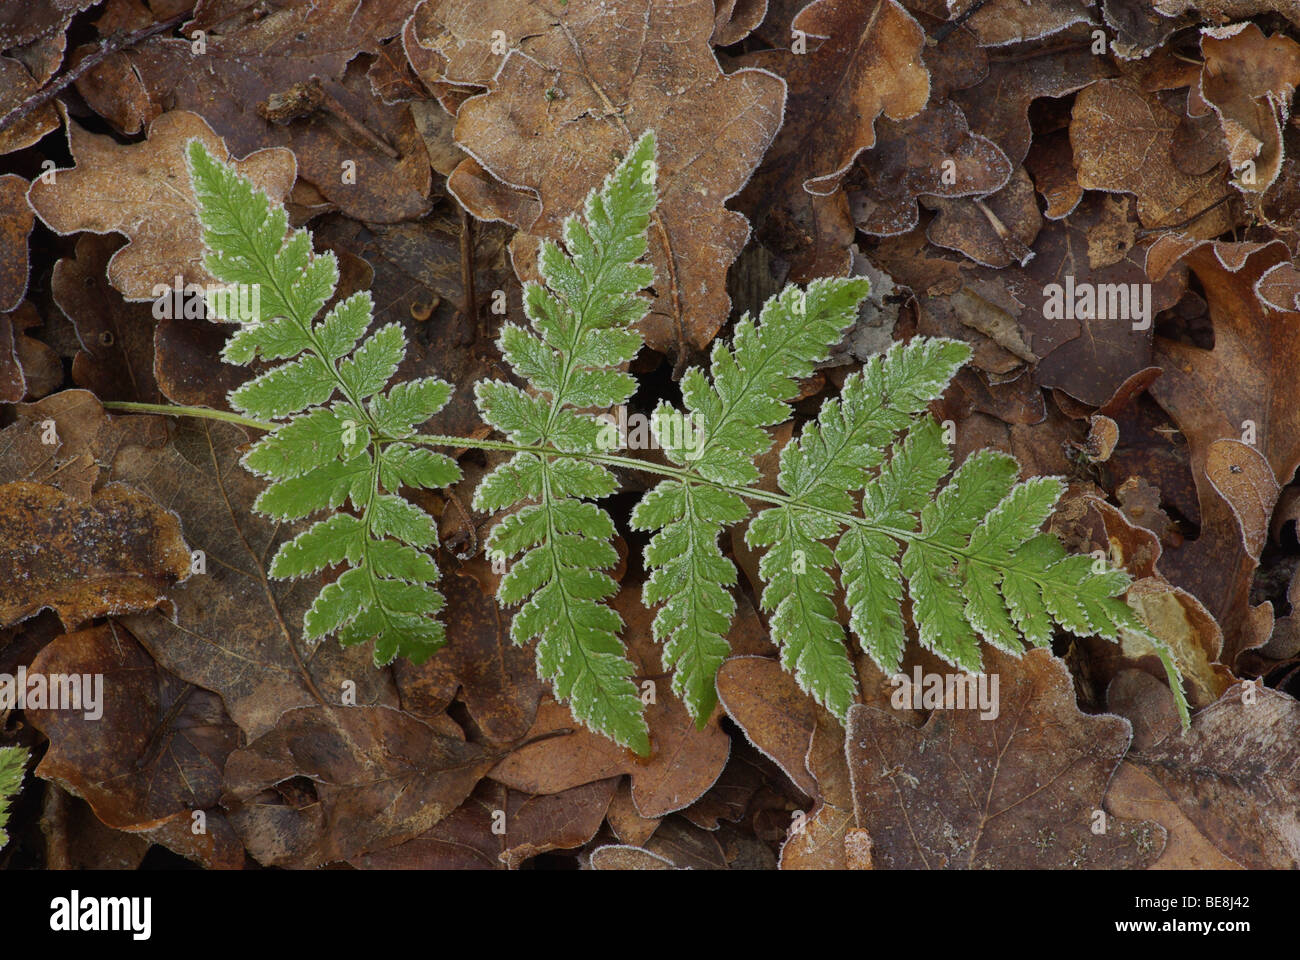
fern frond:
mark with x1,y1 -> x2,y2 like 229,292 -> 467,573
632,277 -> 873,725
472,132 -> 658,754
638,320 -> 1192,726
178,129 -> 1191,752
187,141 -> 460,666
0,746 -> 27,850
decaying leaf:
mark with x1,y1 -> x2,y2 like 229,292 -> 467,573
1145,238 -> 1298,659
223,704 -> 493,868
1199,22 -> 1300,193
846,648 -> 1165,869
789,0 -> 930,195
1109,671 -> 1300,869
488,587 -> 732,819
1071,77 -> 1233,234
27,110 -> 296,301
0,480 -> 191,630
27,622 -> 244,869
0,174 -> 33,311
445,0 -> 785,354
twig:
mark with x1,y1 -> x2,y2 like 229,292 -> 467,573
0,10 -> 192,134
931,0 -> 991,43
460,204 -> 477,341
1135,192 -> 1235,238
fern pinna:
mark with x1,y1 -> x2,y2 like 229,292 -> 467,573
138,131 -> 1189,756
0,746 -> 27,850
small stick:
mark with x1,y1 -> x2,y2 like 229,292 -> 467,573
0,10 -> 192,134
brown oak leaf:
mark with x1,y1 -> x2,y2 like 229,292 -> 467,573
846,648 -> 1165,868
27,622 -> 244,869
26,110 -> 296,301
1108,671 -> 1300,869
1144,237 -> 1297,659
446,0 -> 785,354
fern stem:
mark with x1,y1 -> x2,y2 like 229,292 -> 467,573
103,400 -> 275,431
104,399 -> 1071,591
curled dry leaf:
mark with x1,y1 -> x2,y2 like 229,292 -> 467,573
26,623 -> 244,869
777,712 -> 856,870
1082,494 -> 1235,708
27,110 -> 296,301
1205,438 -> 1280,561
715,656 -> 819,798
846,648 -> 1165,869
713,0 -> 768,45
1199,22 -> 1300,194
1108,671 -> 1300,869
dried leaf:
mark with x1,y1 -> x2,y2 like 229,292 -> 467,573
1199,22 -> 1300,193
0,174 -> 33,311
27,110 -> 296,301
846,648 -> 1165,868
487,584 -> 731,818
0,481 -> 191,629
447,0 -> 785,353
223,703 -> 493,867
1109,672 -> 1300,869
27,623 -> 244,869
1071,77 -> 1234,234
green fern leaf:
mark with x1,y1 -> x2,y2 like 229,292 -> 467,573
0,746 -> 26,850
473,131 -> 658,754
187,139 -> 459,666
175,126 -> 1192,754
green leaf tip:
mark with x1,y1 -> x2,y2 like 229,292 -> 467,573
0,746 -> 28,850
187,132 -> 458,673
